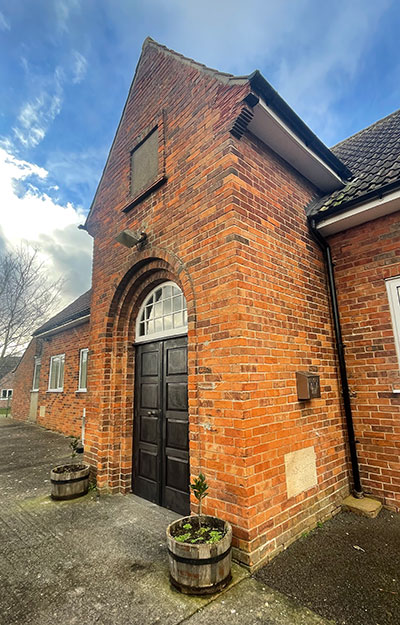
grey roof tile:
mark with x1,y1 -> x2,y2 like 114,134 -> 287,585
33,290 -> 91,336
308,108 -> 400,217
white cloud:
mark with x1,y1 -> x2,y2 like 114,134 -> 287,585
12,68 -> 64,148
9,48 -> 87,149
72,51 -> 88,84
0,11 -> 10,31
54,0 -> 81,35
0,147 -> 92,305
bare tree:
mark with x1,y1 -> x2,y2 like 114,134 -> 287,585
0,245 -> 63,358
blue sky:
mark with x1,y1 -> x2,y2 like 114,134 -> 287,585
0,0 -> 399,306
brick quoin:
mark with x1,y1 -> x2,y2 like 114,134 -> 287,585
330,212 -> 400,511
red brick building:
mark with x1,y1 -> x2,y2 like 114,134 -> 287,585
12,40 -> 400,569
13,291 -> 90,437
309,115 -> 400,513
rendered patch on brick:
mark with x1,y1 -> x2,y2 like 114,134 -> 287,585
285,446 -> 317,499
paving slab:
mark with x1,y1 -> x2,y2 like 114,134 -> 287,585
183,578 -> 333,624
0,418 -> 365,625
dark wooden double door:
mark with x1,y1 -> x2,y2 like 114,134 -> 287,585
133,336 -> 189,515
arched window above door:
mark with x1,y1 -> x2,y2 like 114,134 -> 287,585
136,282 -> 188,342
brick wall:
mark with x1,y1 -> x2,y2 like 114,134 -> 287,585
12,322 -> 89,438
329,212 -> 400,510
12,338 -> 38,421
215,131 -> 349,566
83,40 -> 351,568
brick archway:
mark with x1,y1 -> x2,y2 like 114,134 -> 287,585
86,252 -> 198,496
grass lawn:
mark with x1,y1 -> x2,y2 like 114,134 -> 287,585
0,407 -> 12,416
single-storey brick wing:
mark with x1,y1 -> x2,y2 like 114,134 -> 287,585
13,39 -> 400,569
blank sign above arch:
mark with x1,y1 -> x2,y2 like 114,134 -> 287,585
136,281 -> 188,342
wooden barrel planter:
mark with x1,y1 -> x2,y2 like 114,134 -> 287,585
50,464 -> 90,500
166,515 -> 232,595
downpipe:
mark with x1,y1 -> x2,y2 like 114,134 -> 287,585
308,217 -> 363,498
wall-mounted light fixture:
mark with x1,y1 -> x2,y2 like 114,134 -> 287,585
115,229 -> 147,249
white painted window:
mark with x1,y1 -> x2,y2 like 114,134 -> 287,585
1,389 -> 12,399
48,354 -> 65,391
136,282 -> 188,342
32,357 -> 41,391
386,276 -> 400,366
78,349 -> 88,391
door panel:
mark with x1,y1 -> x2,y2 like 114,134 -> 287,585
162,337 -> 189,515
133,336 -> 189,515
133,342 -> 161,504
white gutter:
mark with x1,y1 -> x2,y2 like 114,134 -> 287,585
35,314 -> 90,338
247,99 -> 344,193
316,189 -> 400,236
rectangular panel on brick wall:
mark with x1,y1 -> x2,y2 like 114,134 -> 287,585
285,446 -> 317,499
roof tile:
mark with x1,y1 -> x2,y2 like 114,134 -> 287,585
308,108 -> 400,217
33,290 -> 91,336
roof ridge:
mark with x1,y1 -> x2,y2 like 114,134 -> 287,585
143,37 -> 244,83
332,107 -> 400,151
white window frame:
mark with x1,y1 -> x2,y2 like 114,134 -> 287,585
1,389 -> 12,399
386,276 -> 400,367
135,281 -> 188,343
32,357 -> 41,391
77,348 -> 88,392
48,354 -> 65,392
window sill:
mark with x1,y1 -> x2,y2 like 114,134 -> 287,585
30,389 -> 39,393
122,175 -> 167,213
75,389 -> 87,394
46,390 -> 64,393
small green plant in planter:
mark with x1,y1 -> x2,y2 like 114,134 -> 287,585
191,473 -> 208,517
166,473 -> 232,595
50,436 -> 89,501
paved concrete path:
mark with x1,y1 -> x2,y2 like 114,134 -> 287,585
256,505 -> 400,625
0,418 -> 332,625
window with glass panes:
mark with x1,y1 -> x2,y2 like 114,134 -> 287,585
386,276 -> 400,367
78,349 -> 88,391
48,354 -> 65,391
136,282 -> 187,341
32,358 -> 41,391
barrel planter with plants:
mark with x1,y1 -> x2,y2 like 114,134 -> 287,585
166,474 -> 232,595
50,437 -> 90,501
